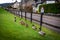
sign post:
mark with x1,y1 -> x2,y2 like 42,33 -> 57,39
40,7 -> 44,31
38,7 -> 46,36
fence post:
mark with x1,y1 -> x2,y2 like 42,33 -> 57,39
21,10 -> 22,18
14,16 -> 16,22
31,12 -> 32,23
25,11 -> 27,20
14,10 -> 16,22
19,11 -> 20,17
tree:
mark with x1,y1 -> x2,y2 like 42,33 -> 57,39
55,0 -> 60,2
34,0 -> 38,2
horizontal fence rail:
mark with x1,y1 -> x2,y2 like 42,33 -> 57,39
6,8 -> 60,29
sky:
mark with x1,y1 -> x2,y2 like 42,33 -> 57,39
0,0 -> 21,4
0,0 -> 55,4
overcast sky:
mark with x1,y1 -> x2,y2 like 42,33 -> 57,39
0,0 -> 21,4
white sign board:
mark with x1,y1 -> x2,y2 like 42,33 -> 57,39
41,7 -> 44,13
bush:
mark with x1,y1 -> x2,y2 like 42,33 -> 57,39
39,3 -> 60,14
7,6 -> 12,8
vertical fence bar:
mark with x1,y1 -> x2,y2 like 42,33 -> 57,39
31,12 -> 32,23
14,10 -> 16,22
21,10 -> 22,18
18,10 -> 20,17
25,11 -> 26,20
21,1 -> 22,19
40,13 -> 43,31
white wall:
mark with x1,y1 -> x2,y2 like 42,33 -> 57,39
46,1 -> 55,4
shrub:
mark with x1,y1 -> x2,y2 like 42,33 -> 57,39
39,3 -> 60,14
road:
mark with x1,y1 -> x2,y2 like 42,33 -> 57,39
7,9 -> 60,33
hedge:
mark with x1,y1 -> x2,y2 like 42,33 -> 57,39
39,3 -> 60,14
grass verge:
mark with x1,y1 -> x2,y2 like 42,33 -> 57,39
0,8 -> 60,40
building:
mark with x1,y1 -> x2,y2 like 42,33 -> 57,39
21,0 -> 34,12
21,0 -> 34,8
21,0 -> 59,13
11,0 -> 20,9
43,0 -> 55,4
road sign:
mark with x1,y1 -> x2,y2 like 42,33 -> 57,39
41,7 -> 44,13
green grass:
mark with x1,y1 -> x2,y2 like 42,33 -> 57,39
0,8 -> 60,40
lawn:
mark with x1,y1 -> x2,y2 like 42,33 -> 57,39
0,8 -> 60,40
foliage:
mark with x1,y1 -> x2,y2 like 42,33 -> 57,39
39,3 -> 60,14
7,6 -> 12,8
